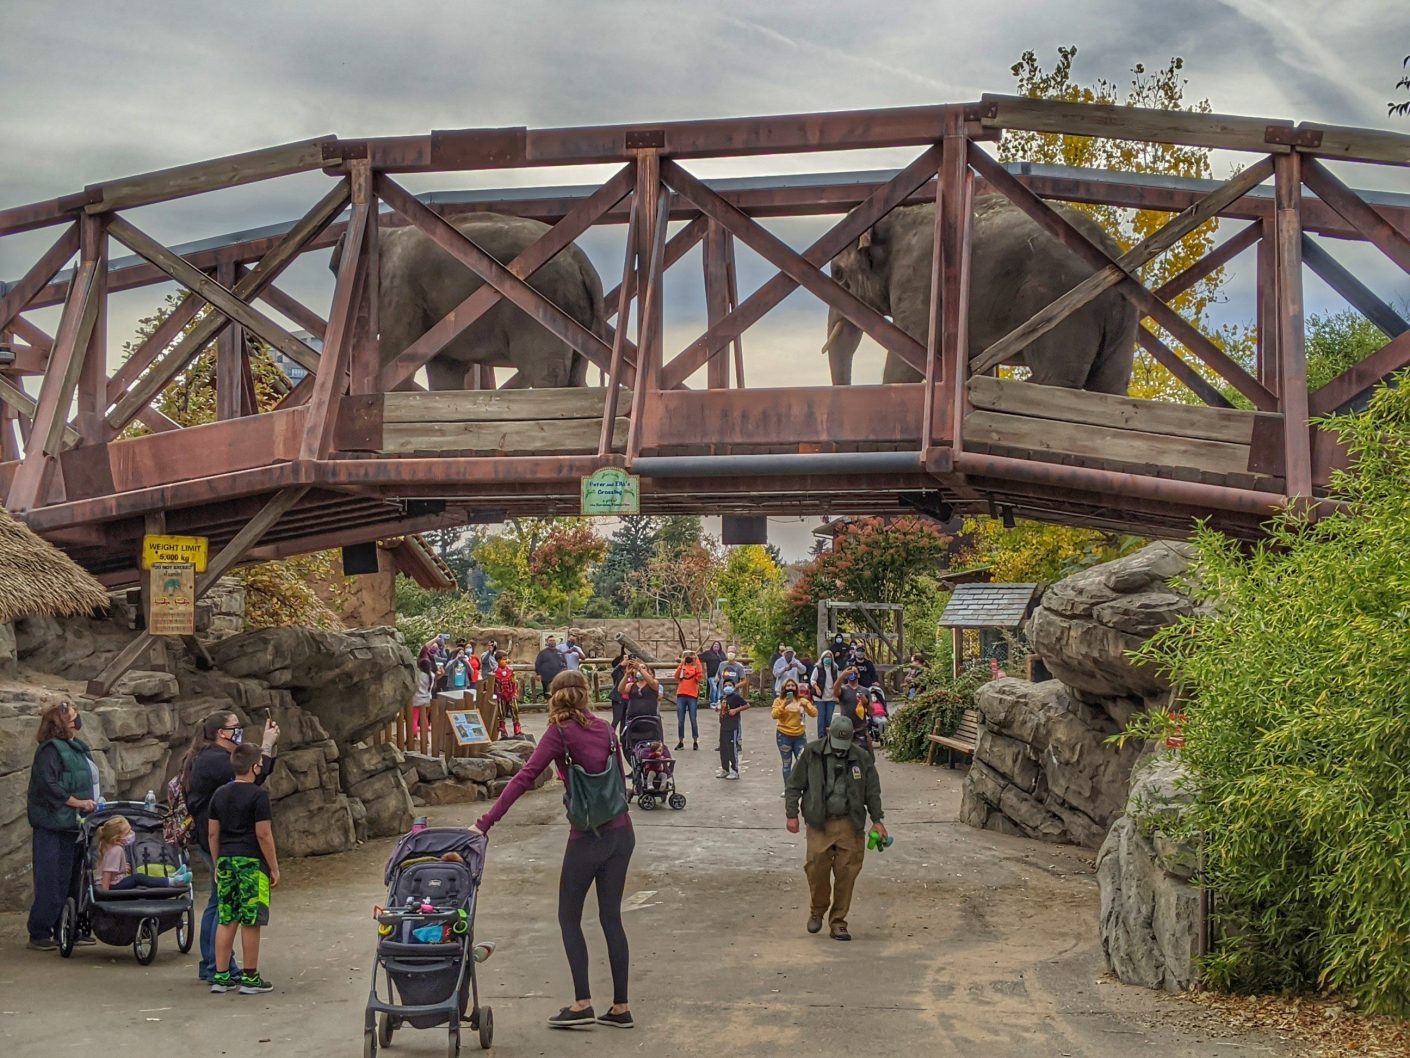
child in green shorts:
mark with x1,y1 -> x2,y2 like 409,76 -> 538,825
208,741 -> 280,995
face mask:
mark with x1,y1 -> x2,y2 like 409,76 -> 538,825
722,684 -> 735,695
72,714 -> 82,731
121,833 -> 136,847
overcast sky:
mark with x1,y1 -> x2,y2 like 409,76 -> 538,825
3,1 -> 1408,557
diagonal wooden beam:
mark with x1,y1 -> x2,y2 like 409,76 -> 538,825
0,223 -> 79,334
300,173 -> 371,461
1300,158 -> 1410,276
603,214 -> 708,320
106,292 -> 206,405
972,158 -> 1274,375
600,193 -> 642,456
1152,220 -> 1262,303
257,283 -> 327,339
8,316 -> 53,353
659,158 -> 927,379
1136,326 -> 1233,407
104,183 -> 346,432
968,144 -> 1276,411
1308,329 -> 1410,417
379,164 -> 637,391
1300,235 -> 1409,339
85,486 -> 312,696
662,145 -> 943,389
0,375 -> 81,446
7,259 -> 100,512
376,174 -> 617,375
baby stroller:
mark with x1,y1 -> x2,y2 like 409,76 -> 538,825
364,827 -> 492,1056
59,801 -> 194,965
622,714 -> 686,812
866,686 -> 891,746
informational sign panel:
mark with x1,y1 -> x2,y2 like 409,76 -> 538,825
446,708 -> 491,747
149,563 -> 196,636
580,468 -> 640,516
141,534 -> 209,572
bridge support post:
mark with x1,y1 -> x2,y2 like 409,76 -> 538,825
1273,152 -> 1311,499
86,487 -> 311,697
216,260 -> 247,419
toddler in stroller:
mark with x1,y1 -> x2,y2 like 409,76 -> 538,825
59,801 -> 195,965
621,714 -> 687,812
365,827 -> 494,1055
866,686 -> 891,745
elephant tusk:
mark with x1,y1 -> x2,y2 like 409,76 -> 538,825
820,318 -> 845,356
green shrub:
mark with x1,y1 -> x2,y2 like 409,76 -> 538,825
886,658 -> 992,764
1138,375 -> 1410,1013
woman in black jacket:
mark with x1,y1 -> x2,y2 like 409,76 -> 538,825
609,647 -> 631,732
26,701 -> 99,950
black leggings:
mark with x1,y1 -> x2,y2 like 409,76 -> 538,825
558,824 -> 635,1006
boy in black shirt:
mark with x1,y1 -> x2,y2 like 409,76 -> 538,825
715,678 -> 751,780
208,743 -> 280,995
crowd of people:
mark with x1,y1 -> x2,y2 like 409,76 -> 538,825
22,630 -> 898,1031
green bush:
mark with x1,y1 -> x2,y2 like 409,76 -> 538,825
1139,375 -> 1410,1013
886,658 -> 991,764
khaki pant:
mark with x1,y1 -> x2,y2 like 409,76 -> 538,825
804,817 -> 865,930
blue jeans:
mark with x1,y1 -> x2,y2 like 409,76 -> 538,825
777,732 -> 807,779
816,699 -> 837,739
708,676 -> 721,706
676,695 -> 699,741
197,848 -> 238,979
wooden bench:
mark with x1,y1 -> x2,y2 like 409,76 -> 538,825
926,709 -> 981,767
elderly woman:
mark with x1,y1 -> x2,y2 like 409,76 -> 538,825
26,701 -> 99,951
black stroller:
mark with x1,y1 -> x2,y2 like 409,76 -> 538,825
622,713 -> 686,811
365,827 -> 492,1056
59,801 -> 194,965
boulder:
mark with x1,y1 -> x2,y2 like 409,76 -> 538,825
960,678 -> 1142,848
264,745 -> 337,801
348,796 -> 369,844
340,743 -> 403,790
488,778 -> 512,797
449,757 -> 499,784
487,752 -> 518,778
1027,542 -> 1195,701
271,788 -> 357,857
112,670 -> 179,701
0,622 -> 16,678
346,768 -> 414,838
405,752 -> 450,784
207,627 -> 414,745
0,712 -> 40,775
415,779 -> 486,805
1096,754 -> 1199,992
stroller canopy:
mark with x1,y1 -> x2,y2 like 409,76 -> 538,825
384,828 -> 487,887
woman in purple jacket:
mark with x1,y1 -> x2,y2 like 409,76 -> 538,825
472,670 -> 635,1030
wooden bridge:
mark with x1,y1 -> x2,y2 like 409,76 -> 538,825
1,95 -> 1408,689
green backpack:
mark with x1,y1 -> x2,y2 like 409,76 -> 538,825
561,733 -> 628,834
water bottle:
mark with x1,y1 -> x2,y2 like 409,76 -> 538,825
411,816 -> 428,834
144,789 -> 157,812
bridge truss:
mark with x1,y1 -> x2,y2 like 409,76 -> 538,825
1,95 -> 1408,692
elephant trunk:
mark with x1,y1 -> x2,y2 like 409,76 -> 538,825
822,307 -> 863,385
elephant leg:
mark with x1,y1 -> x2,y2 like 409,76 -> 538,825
882,351 -> 924,384
426,357 -> 472,391
1022,318 -> 1101,390
1084,342 -> 1135,396
509,325 -> 576,388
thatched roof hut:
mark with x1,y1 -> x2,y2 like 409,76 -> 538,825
0,507 -> 110,624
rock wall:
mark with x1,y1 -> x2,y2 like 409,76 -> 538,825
959,542 -> 1195,847
1096,754 -> 1199,991
0,597 -> 421,910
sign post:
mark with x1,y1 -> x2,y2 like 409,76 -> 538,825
580,468 -> 640,516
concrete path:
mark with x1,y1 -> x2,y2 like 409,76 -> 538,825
1,717 -> 1300,1057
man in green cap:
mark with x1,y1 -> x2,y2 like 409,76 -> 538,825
784,712 -> 887,941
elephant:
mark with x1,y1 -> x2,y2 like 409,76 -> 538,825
334,211 -> 604,389
823,195 -> 1137,393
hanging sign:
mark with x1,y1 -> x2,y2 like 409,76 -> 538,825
580,467 -> 640,516
141,534 -> 208,572
149,563 -> 196,636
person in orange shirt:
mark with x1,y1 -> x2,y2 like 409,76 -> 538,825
672,650 -> 706,752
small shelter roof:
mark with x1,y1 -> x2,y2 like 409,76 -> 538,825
938,582 -> 1038,629
380,535 -> 457,591
0,508 -> 110,624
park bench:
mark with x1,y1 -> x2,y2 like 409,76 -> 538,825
926,709 -> 981,767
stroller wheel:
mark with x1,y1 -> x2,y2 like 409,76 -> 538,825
377,1012 -> 394,1047
637,794 -> 657,810
447,1024 -> 461,1057
58,897 -> 77,957
176,905 -> 195,954
363,1028 -> 377,1058
133,917 -> 158,965
668,793 -> 687,810
478,1006 -> 494,1049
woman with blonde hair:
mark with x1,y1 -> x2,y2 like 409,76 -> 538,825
472,670 -> 635,1030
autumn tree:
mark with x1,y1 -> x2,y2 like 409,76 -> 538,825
1003,46 -> 1253,404
626,538 -> 724,649
120,294 -> 348,629
957,517 -> 1145,584
715,544 -> 788,663
473,518 -> 604,623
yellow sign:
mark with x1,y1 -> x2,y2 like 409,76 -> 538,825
141,534 -> 208,572
149,564 -> 195,637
